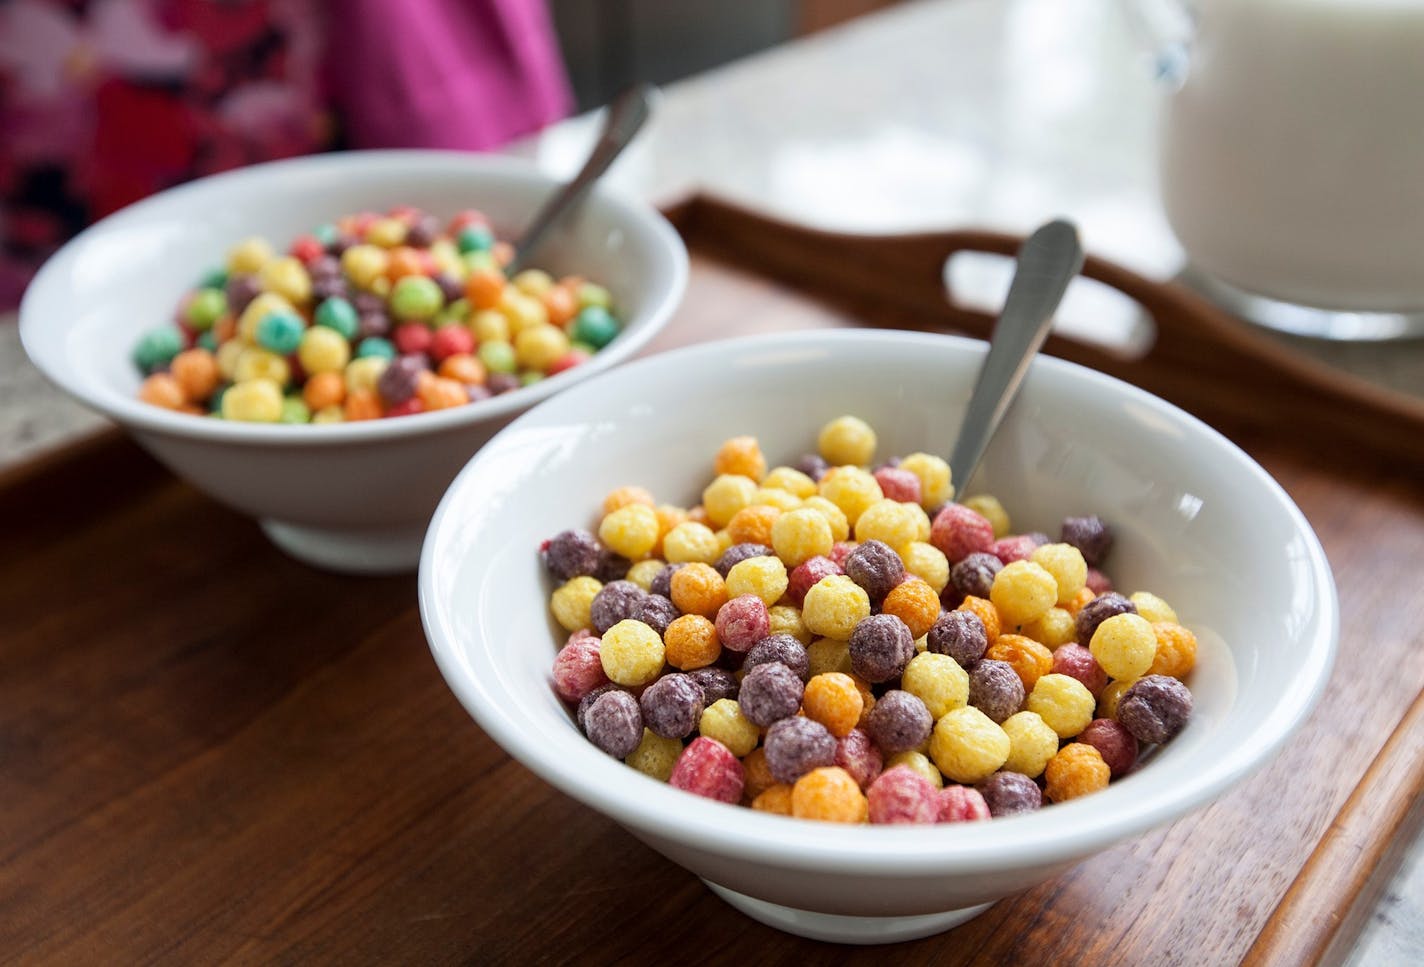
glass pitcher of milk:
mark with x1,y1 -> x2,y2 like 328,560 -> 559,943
1140,0 -> 1424,339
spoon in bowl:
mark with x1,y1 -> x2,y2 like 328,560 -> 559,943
947,219 -> 1085,491
505,84 -> 655,276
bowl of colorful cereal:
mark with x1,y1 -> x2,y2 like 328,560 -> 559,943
420,329 -> 1336,943
20,151 -> 686,572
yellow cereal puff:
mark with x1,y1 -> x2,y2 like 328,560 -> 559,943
800,496 -> 850,542
990,560 -> 1059,625
802,575 -> 871,640
1089,613 -> 1157,681
702,474 -> 757,528
663,521 -> 722,564
902,652 -> 969,719
1000,711 -> 1059,778
771,507 -> 834,566
550,575 -> 603,631
899,452 -> 953,509
599,619 -> 665,685
818,466 -> 884,527
854,499 -> 920,549
963,494 -> 1011,538
817,416 -> 877,467
599,504 -> 660,560
699,699 -> 760,757
806,637 -> 853,677
1131,591 -> 1179,624
725,555 -> 790,607
1031,543 -> 1087,605
886,750 -> 944,789
1026,673 -> 1096,738
930,706 -> 1010,784
762,466 -> 817,499
625,729 -> 683,781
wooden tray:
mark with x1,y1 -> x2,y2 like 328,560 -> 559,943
5,197 -> 1423,965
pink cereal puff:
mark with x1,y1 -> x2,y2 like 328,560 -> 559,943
715,594 -> 771,653
874,467 -> 922,505
552,634 -> 609,702
867,765 -> 939,824
990,534 -> 1041,565
834,728 -> 884,789
930,505 -> 995,564
1051,643 -> 1109,697
788,556 -> 842,607
1078,718 -> 1139,777
670,737 -> 745,803
937,785 -> 991,823
1086,567 -> 1114,595
829,541 -> 858,569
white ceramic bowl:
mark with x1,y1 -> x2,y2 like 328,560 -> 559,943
20,151 -> 687,573
419,329 -> 1337,944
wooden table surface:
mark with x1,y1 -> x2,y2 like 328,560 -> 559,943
5,204 -> 1424,965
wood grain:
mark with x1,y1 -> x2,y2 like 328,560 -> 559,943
4,201 -> 1423,965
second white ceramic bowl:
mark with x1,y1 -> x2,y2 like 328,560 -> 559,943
20,151 -> 687,572
420,329 -> 1337,943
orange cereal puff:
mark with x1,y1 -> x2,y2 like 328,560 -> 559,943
1148,622 -> 1198,679
986,634 -> 1054,692
791,767 -> 868,823
1044,743 -> 1110,802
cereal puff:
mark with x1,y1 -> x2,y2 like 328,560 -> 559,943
1026,673 -> 1096,738
792,766 -> 869,823
599,504 -> 660,560
725,555 -> 790,607
930,707 -> 1011,784
990,561 -> 1059,626
898,452 -> 953,509
999,711 -> 1060,778
600,619 -> 665,686
802,575 -> 872,640
1089,612 -> 1158,681
771,507 -> 835,566
818,415 -> 877,467
1044,743 -> 1110,802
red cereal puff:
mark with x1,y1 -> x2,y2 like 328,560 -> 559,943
1051,643 -> 1109,697
868,765 -> 939,824
1077,718 -> 1139,777
874,466 -> 922,505
930,504 -> 996,564
834,728 -> 884,789
788,556 -> 842,607
1085,567 -> 1114,595
829,541 -> 858,569
937,785 -> 991,823
430,323 -> 475,362
990,534 -> 1043,565
715,594 -> 771,653
670,737 -> 745,803
552,632 -> 609,702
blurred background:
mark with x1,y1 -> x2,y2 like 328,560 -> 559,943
0,0 -> 894,309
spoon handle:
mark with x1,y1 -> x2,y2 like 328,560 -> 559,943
507,84 -> 655,276
948,220 -> 1085,491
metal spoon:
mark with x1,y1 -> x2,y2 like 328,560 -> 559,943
506,84 -> 655,275
948,219 -> 1085,491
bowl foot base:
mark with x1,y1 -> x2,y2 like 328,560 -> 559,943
702,880 -> 993,944
260,519 -> 423,574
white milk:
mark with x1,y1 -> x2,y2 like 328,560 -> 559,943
1160,0 -> 1424,311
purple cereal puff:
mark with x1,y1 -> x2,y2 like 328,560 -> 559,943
868,765 -> 939,824
744,634 -> 811,681
376,354 -> 427,405
716,542 -> 775,578
844,540 -> 906,602
406,213 -> 443,248
552,634 -> 609,703
834,728 -> 884,789
788,556 -> 842,607
873,456 -> 902,472
1060,515 -> 1113,567
926,610 -> 989,669
1078,718 -> 1139,777
576,683 -> 622,733
542,529 -> 604,582
866,690 -> 933,753
594,551 -> 632,584
764,716 -> 838,784
650,563 -> 685,599
874,467 -> 922,505
487,372 -> 521,395
1052,644 -> 1108,697
358,309 -> 392,339
640,673 -> 706,739
828,541 -> 858,569
636,594 -> 680,637
977,771 -> 1044,817
715,594 -> 771,653
225,274 -> 262,314
311,274 -> 350,302
688,667 -> 739,704
968,659 -> 1026,723
1117,675 -> 1193,745
930,505 -> 996,564
584,690 -> 643,758
989,534 -> 1040,565
1085,567 -> 1114,595
591,581 -> 647,635
794,453 -> 830,482
950,552 -> 1003,601
937,785 -> 991,823
738,661 -> 804,727
849,613 -> 916,683
1075,592 -> 1137,645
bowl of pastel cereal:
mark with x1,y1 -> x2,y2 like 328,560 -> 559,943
419,328 -> 1337,943
20,151 -> 686,573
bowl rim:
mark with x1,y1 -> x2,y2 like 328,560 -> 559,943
18,149 -> 689,446
419,328 -> 1338,873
